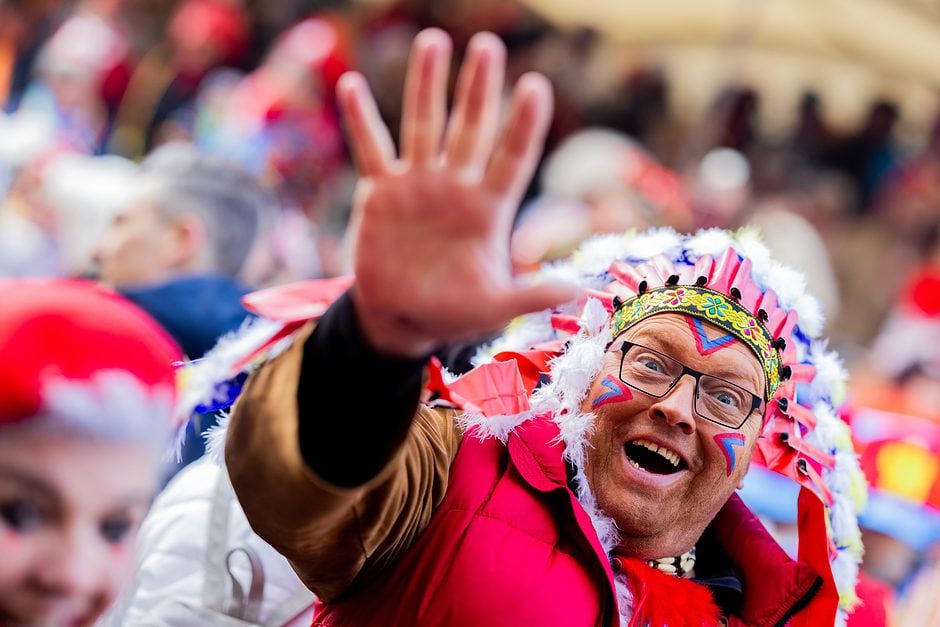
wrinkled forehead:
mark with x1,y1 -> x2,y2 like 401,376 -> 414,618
613,312 -> 766,393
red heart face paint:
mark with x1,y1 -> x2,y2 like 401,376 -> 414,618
685,316 -> 737,356
592,375 -> 634,409
714,432 -> 746,477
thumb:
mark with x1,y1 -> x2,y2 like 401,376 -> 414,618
495,280 -> 579,323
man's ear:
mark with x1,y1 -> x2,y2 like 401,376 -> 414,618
165,213 -> 206,269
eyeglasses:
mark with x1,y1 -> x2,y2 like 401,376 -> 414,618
617,341 -> 763,430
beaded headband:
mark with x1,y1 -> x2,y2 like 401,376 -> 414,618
611,285 -> 781,400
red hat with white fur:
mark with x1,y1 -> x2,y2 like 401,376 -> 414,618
0,279 -> 182,442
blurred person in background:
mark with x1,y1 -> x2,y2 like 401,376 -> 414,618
858,258 -> 940,421
837,269 -> 940,625
0,111 -> 61,277
0,121 -> 138,281
38,151 -> 139,279
0,0 -> 62,112
194,16 -> 351,282
746,200 -> 842,329
92,142 -> 270,469
832,101 -> 901,214
0,279 -> 181,626
93,142 -> 266,359
13,0 -> 133,153
107,0 -> 250,157
872,109 -> 940,252
689,147 -> 753,230
200,16 -> 348,206
513,131 -> 841,331
511,127 -> 691,272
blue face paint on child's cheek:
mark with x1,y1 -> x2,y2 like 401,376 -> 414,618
714,432 -> 746,477
591,375 -> 634,409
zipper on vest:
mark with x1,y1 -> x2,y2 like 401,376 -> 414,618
772,575 -> 823,627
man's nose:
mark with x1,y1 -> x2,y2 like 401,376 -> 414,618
648,374 -> 697,435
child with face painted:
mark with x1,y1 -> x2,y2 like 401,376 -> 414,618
0,279 -> 180,627
222,29 -> 867,626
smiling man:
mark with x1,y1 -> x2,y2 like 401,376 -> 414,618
224,29 -> 865,627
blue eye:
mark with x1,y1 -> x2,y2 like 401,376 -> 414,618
1,499 -> 43,533
705,386 -> 746,409
715,392 -> 736,406
99,517 -> 133,544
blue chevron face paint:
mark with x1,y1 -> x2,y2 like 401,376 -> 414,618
591,375 -> 634,409
714,432 -> 746,477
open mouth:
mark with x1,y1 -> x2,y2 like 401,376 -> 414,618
624,438 -> 687,475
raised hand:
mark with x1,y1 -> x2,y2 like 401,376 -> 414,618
338,29 -> 577,357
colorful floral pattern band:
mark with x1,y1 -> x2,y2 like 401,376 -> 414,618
611,286 -> 781,400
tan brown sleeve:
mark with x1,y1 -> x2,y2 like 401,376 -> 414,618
225,324 -> 463,601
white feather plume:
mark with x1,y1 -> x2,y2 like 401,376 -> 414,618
625,227 -> 682,261
458,411 -> 535,443
573,232 -> 634,275
764,262 -> 807,311
687,228 -> 736,258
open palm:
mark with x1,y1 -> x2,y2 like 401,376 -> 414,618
339,29 -> 576,357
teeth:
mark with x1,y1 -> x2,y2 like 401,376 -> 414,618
632,438 -> 681,468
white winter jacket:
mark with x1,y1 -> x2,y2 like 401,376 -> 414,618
101,459 -> 315,626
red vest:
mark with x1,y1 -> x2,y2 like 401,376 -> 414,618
313,416 -> 821,627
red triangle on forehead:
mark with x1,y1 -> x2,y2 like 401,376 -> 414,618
683,315 -> 737,356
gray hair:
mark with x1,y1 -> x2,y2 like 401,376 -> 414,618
139,143 -> 271,277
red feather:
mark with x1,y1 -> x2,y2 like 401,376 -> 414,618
617,557 -> 722,627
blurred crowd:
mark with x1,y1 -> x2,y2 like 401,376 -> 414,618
1,0 -> 939,624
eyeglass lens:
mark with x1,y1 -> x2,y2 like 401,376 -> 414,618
619,342 -> 759,429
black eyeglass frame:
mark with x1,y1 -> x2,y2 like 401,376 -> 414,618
617,340 -> 764,430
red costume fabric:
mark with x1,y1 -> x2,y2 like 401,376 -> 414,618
312,416 -> 822,626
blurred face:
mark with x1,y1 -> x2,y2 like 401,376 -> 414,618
93,195 -> 175,288
0,430 -> 156,626
582,313 -> 765,559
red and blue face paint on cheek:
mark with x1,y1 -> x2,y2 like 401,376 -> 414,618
714,433 -> 746,477
592,376 -> 634,410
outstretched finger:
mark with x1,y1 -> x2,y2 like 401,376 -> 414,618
443,32 -> 506,173
400,28 -> 452,167
493,281 -> 579,325
337,72 -> 396,177
484,72 -> 554,207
